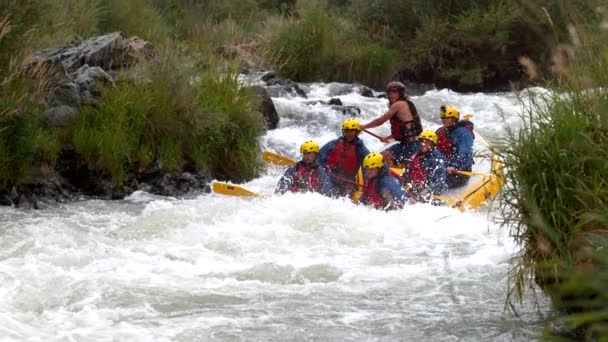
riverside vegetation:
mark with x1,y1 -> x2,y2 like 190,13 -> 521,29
0,0 -> 598,201
497,2 -> 608,340
1,0 -> 607,338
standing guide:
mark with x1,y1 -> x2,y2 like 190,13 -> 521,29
360,81 -> 423,167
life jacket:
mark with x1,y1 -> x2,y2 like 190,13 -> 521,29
407,153 -> 427,189
390,99 -> 423,142
361,178 -> 384,209
289,162 -> 321,193
436,120 -> 474,157
361,170 -> 402,209
325,139 -> 359,178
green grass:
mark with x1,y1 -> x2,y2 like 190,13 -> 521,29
1,0 -> 272,194
264,5 -> 398,86
70,53 -> 264,186
498,4 -> 608,338
267,6 -> 338,82
0,70 -> 51,191
1,0 -> 606,199
191,68 -> 264,182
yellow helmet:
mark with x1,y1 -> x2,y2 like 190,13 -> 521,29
342,118 -> 361,131
418,130 -> 438,145
300,140 -> 319,154
363,152 -> 384,169
440,105 -> 460,119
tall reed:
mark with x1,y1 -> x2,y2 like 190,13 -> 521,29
499,2 -> 608,338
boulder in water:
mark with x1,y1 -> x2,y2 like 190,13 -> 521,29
250,86 -> 279,130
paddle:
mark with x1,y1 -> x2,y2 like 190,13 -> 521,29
363,129 -> 393,142
264,150 -> 491,178
212,182 -> 268,197
474,130 -> 491,148
262,151 -> 296,166
455,170 -> 494,177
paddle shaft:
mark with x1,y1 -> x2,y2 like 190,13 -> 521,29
328,173 -> 359,186
455,170 -> 493,177
363,129 -> 385,141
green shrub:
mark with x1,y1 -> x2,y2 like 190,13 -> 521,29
268,7 -> 338,82
499,3 -> 608,338
72,83 -> 138,184
71,54 -> 195,184
348,0 -> 418,43
501,85 -> 608,338
256,0 -> 296,15
0,74 -> 47,191
405,1 -> 520,88
97,0 -> 171,43
202,0 -> 263,22
191,68 -> 264,182
71,53 -> 263,185
266,6 -> 397,86
333,42 -> 397,88
34,128 -> 60,166
0,2 -> 50,74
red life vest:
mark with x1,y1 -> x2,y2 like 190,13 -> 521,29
407,154 -> 427,188
361,171 -> 401,209
325,139 -> 359,178
361,178 -> 384,209
436,127 -> 453,157
436,120 -> 474,157
289,163 -> 321,193
390,99 -> 423,142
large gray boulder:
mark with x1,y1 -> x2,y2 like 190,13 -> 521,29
261,72 -> 307,98
29,32 -> 156,73
28,32 -> 156,111
41,105 -> 79,128
250,86 -> 279,130
72,65 -> 114,106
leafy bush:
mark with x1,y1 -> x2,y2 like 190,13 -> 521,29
348,0 -> 418,43
406,1 -> 520,88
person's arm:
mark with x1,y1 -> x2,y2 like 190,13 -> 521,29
427,153 -> 448,195
317,139 -> 337,167
360,104 -> 399,130
275,165 -> 297,194
380,177 -> 406,210
316,166 -> 336,197
450,127 -> 474,170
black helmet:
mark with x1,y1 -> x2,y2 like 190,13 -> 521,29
386,81 -> 405,92
386,81 -> 406,99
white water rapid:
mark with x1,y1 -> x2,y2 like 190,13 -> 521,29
0,79 -> 549,341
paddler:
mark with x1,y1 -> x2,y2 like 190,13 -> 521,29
275,140 -> 334,196
402,130 -> 448,204
359,152 -> 405,210
435,105 -> 475,189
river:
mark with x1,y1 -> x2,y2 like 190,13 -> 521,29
0,79 -> 550,341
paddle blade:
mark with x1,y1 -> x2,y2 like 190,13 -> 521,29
263,151 -> 296,167
212,182 -> 267,197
